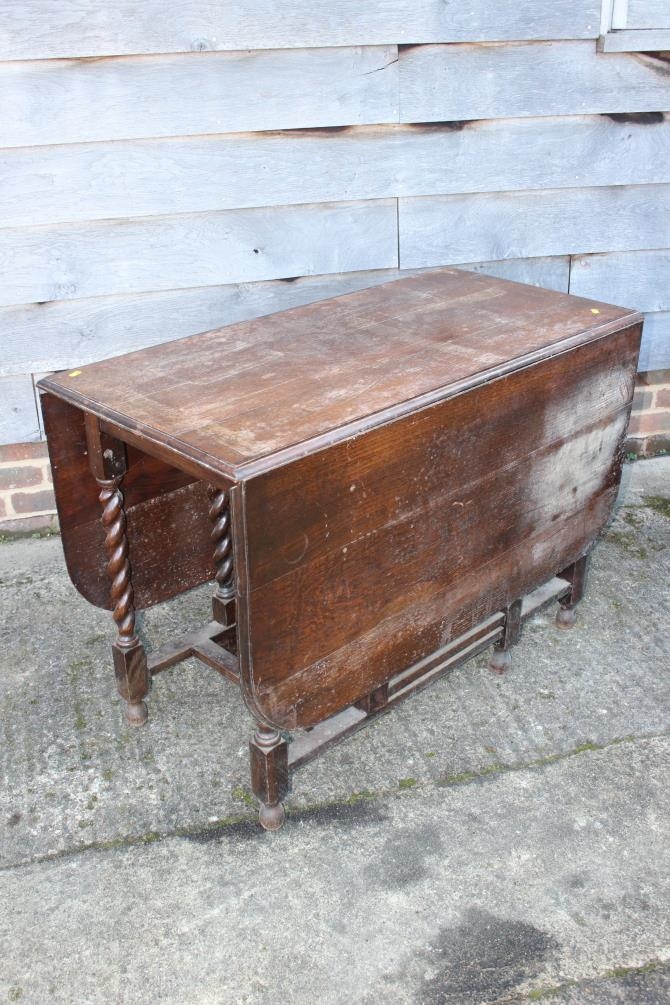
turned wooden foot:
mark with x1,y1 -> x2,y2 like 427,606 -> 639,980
555,605 -> 577,630
250,725 -> 289,831
488,647 -> 512,674
125,700 -> 149,726
258,800 -> 286,831
112,637 -> 151,725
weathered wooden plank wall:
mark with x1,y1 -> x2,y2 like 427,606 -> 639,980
1,0 -> 668,443
627,0 -> 670,28
399,44 -> 670,120
0,1 -> 601,58
571,250 -> 670,369
399,186 -> 670,268
4,118 -> 670,228
1,48 -> 399,147
0,200 -> 398,306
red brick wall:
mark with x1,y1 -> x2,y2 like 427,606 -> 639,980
1,368 -> 668,535
626,370 -> 670,459
0,441 -> 57,536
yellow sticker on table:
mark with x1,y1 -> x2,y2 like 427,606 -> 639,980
590,309 -> 600,315
68,370 -> 82,377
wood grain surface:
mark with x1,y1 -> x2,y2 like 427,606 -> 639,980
0,46 -> 398,149
3,7 -> 668,448
237,324 -> 640,728
39,269 -> 641,740
400,42 -> 670,122
0,0 -> 600,60
40,392 -> 217,610
0,200 -> 398,308
40,269 -> 639,477
571,250 -> 670,312
400,185 -> 670,268
4,115 -> 670,230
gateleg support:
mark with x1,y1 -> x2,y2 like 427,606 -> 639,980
556,553 -> 590,630
488,598 -> 522,675
85,414 -> 151,726
250,725 -> 289,831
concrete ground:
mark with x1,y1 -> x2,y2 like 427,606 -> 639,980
0,457 -> 668,1005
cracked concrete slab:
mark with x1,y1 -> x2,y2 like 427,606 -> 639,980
1,736 -> 669,1004
0,457 -> 668,1003
510,964 -> 670,1003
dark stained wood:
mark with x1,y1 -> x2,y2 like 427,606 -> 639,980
237,326 -> 639,729
148,621 -> 239,683
556,553 -> 591,629
487,599 -> 523,675
207,483 -> 236,627
38,267 -> 643,828
242,325 -> 638,590
355,683 -> 389,714
250,727 -> 289,831
287,576 -> 572,772
84,417 -> 151,726
39,268 -> 640,479
240,484 -> 621,730
41,392 -> 218,610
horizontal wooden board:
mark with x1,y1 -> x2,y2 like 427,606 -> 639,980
399,185 -> 670,268
10,40 -> 666,150
0,47 -> 398,149
638,312 -> 670,371
0,200 -> 398,308
0,1 -> 601,60
599,28 -> 670,50
570,250 -> 670,312
400,42 -> 670,121
0,258 -> 568,377
0,375 -> 40,445
5,115 -> 670,228
627,0 -> 670,28
458,257 -> 569,293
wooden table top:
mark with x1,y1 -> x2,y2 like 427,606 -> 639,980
40,267 -> 640,479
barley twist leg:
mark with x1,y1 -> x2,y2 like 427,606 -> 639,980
97,475 -> 150,725
207,483 -> 236,626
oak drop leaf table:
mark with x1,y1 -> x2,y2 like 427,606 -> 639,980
39,268 -> 642,830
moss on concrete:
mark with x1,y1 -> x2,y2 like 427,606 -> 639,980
604,528 -> 648,559
519,959 -> 666,1001
232,785 -> 254,807
345,789 -> 375,805
644,495 -> 670,518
